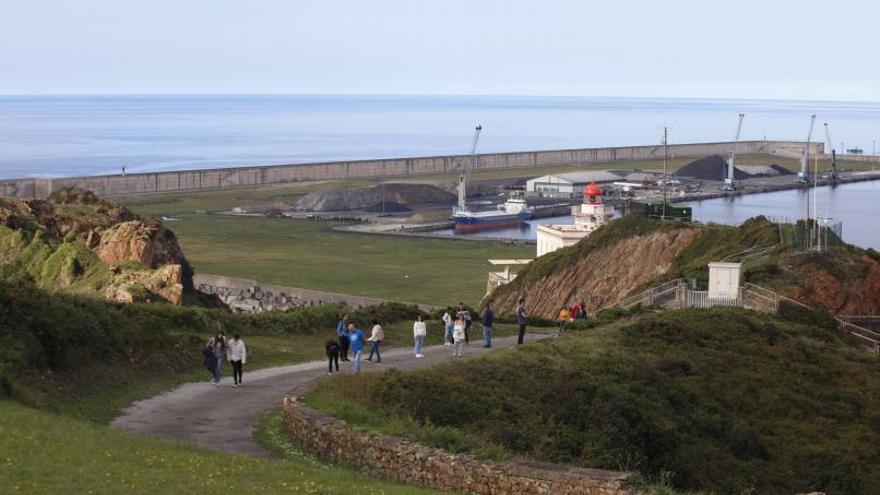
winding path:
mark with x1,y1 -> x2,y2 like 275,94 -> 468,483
111,334 -> 550,458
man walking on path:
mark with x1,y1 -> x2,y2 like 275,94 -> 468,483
336,314 -> 350,361
413,315 -> 427,358
456,303 -> 471,345
516,298 -> 528,345
226,333 -> 247,387
206,332 -> 226,386
325,338 -> 340,375
367,319 -> 384,363
348,323 -> 365,374
482,303 -> 494,348
442,307 -> 453,345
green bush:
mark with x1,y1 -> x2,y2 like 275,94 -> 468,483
310,307 -> 880,494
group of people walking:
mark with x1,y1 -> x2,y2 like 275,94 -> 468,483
204,299 -> 531,384
203,332 -> 247,387
323,299 -> 529,374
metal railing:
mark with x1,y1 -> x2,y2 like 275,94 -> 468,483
616,279 -> 879,354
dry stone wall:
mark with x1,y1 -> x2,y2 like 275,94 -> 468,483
282,397 -> 632,495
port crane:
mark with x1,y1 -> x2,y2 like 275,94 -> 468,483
456,124 -> 483,214
797,114 -> 816,184
824,122 -> 838,181
723,113 -> 745,191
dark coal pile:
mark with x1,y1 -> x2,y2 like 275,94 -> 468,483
677,155 -> 749,180
295,183 -> 455,212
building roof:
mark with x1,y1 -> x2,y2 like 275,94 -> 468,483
623,172 -> 660,182
527,170 -> 622,185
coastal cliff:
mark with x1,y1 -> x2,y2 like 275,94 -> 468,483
0,188 -> 192,305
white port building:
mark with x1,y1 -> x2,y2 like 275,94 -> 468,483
526,171 -> 623,198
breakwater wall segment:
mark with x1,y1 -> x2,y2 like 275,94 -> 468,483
1,140 -> 822,199
194,273 -> 438,313
282,397 -> 632,495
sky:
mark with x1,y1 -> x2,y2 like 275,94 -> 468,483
1,0 -> 878,100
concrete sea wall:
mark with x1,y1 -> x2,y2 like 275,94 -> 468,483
1,140 -> 822,199
282,396 -> 632,495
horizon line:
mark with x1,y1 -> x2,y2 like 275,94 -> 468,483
0,92 -> 878,105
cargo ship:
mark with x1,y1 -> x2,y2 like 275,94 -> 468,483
453,194 -> 533,233
451,124 -> 533,233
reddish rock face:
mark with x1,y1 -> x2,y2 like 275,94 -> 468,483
781,251 -> 880,315
490,228 -> 701,319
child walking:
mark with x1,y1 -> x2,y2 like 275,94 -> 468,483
452,316 -> 466,358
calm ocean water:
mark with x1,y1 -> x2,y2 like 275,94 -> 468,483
0,95 -> 878,179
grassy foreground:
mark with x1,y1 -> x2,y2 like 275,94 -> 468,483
0,400 -> 440,495
151,214 -> 531,305
305,307 -> 880,494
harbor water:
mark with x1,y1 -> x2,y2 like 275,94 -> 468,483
686,180 -> 880,250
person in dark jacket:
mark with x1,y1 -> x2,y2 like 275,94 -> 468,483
206,332 -> 226,386
325,338 -> 340,375
482,303 -> 494,348
336,314 -> 350,361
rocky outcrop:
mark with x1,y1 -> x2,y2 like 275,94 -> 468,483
775,250 -> 880,315
283,397 -> 632,495
295,183 -> 455,212
0,188 -> 191,305
491,228 -> 700,318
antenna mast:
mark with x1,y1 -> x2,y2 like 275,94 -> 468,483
662,126 -> 668,220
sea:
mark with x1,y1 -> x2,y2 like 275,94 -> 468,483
0,94 -> 878,179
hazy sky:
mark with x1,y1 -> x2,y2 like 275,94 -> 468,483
1,0 -> 878,100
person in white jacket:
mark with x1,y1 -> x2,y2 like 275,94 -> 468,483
367,319 -> 384,363
441,308 -> 453,345
413,315 -> 427,358
226,333 -> 247,387
452,316 -> 466,358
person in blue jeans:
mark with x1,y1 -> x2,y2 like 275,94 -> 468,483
348,323 -> 366,374
482,303 -> 494,348
413,315 -> 427,358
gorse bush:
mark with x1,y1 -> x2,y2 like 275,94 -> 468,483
0,279 -> 427,403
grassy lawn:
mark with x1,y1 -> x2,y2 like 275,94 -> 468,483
0,400 -> 442,495
162,214 -> 532,305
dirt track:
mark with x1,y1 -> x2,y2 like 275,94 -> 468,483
111,334 -> 550,458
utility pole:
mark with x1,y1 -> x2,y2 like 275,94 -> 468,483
662,126 -> 668,221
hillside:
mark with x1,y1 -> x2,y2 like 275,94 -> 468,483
0,188 -> 192,304
307,307 -> 880,494
489,215 -> 880,318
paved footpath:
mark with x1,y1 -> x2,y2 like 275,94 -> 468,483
111,333 -> 550,458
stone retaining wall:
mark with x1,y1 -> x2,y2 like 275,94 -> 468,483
282,396 -> 632,495
195,273 -> 438,313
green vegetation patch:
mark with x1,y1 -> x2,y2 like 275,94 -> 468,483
0,400 -> 443,494
305,307 -> 880,494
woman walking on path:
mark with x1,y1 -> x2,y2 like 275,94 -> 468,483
442,307 -> 453,345
206,332 -> 226,386
367,319 -> 384,363
325,338 -> 340,375
336,314 -> 350,361
482,303 -> 494,348
226,333 -> 247,387
413,315 -> 427,358
348,323 -> 366,374
456,303 -> 471,345
516,298 -> 528,344
452,316 -> 466,357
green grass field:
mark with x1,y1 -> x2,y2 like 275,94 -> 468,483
160,214 -> 531,305
0,400 -> 442,495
